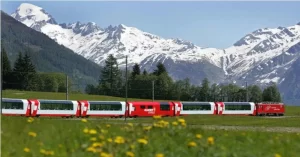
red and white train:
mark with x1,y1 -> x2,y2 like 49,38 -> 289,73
1,98 -> 285,118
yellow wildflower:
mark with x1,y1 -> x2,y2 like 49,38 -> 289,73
181,122 -> 186,127
127,123 -> 133,127
23,147 -> 30,153
156,153 -> 164,157
58,144 -> 63,148
92,142 -> 103,147
130,144 -> 135,149
101,129 -> 108,134
177,118 -> 185,123
143,126 -> 152,131
40,149 -> 46,154
107,138 -> 113,143
81,118 -> 88,123
274,154 -> 281,157
89,129 -> 97,135
106,124 -> 111,128
196,134 -> 202,139
137,138 -> 148,145
27,117 -> 34,123
90,137 -> 97,141
153,115 -> 162,119
28,131 -> 37,137
100,152 -> 113,157
207,136 -> 214,145
172,121 -> 178,126
86,146 -> 97,153
46,150 -> 55,156
188,141 -> 197,147
83,128 -> 89,134
114,136 -> 125,144
99,135 -> 105,140
126,151 -> 134,157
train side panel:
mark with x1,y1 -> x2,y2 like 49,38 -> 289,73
256,102 -> 285,116
180,102 -> 217,115
80,101 -> 126,118
217,102 -> 256,115
1,98 -> 31,116
127,101 -> 175,117
30,100 -> 80,117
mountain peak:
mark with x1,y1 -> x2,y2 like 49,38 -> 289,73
11,3 -> 57,29
297,22 -> 300,25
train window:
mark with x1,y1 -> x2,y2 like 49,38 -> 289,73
148,106 -> 153,109
1,101 -> 24,109
89,102 -> 122,111
224,103 -> 251,110
160,105 -> 170,111
182,102 -> 211,111
39,101 -> 74,110
140,105 -> 146,109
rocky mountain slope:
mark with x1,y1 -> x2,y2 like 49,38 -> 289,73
9,3 -> 300,104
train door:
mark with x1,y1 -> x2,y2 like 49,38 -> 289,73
217,102 -> 224,115
128,103 -> 135,117
80,101 -> 89,117
75,101 -> 82,117
25,100 -> 31,117
173,102 -> 181,116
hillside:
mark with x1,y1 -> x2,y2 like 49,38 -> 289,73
1,11 -> 102,90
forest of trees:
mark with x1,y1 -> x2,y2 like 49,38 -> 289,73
85,54 -> 282,102
1,47 -> 70,92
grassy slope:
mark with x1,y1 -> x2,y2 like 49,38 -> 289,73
2,90 -> 300,156
1,117 -> 300,157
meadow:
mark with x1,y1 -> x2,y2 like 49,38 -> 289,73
2,90 -> 300,157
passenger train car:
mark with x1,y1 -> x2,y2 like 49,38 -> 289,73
215,102 -> 256,115
1,98 -> 285,117
78,100 -> 126,118
29,99 -> 81,117
1,98 -> 31,116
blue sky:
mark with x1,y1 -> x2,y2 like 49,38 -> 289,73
1,1 -> 300,49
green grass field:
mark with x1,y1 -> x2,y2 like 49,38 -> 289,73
1,116 -> 300,157
2,90 -> 300,157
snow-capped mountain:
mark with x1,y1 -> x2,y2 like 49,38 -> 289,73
10,3 -> 300,92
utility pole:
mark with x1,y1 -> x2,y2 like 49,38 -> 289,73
0,46 -> 3,115
66,75 -> 69,100
125,56 -> 128,121
152,80 -> 154,102
246,81 -> 248,102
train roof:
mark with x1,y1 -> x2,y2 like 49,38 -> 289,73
1,98 -> 26,102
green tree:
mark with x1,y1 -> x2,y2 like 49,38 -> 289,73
98,54 -> 122,96
199,78 -> 210,101
22,52 -> 37,90
262,83 -> 282,102
249,85 -> 263,103
131,63 -> 141,79
12,52 -> 25,90
1,47 -> 12,89
153,62 -> 167,76
143,69 -> 148,75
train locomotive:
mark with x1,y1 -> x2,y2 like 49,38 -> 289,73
1,98 -> 285,118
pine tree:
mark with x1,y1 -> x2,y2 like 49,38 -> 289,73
153,62 -> 167,76
1,47 -> 12,89
143,69 -> 148,75
98,54 -> 122,96
12,52 -> 25,90
131,63 -> 141,79
22,52 -> 37,90
199,78 -> 210,101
